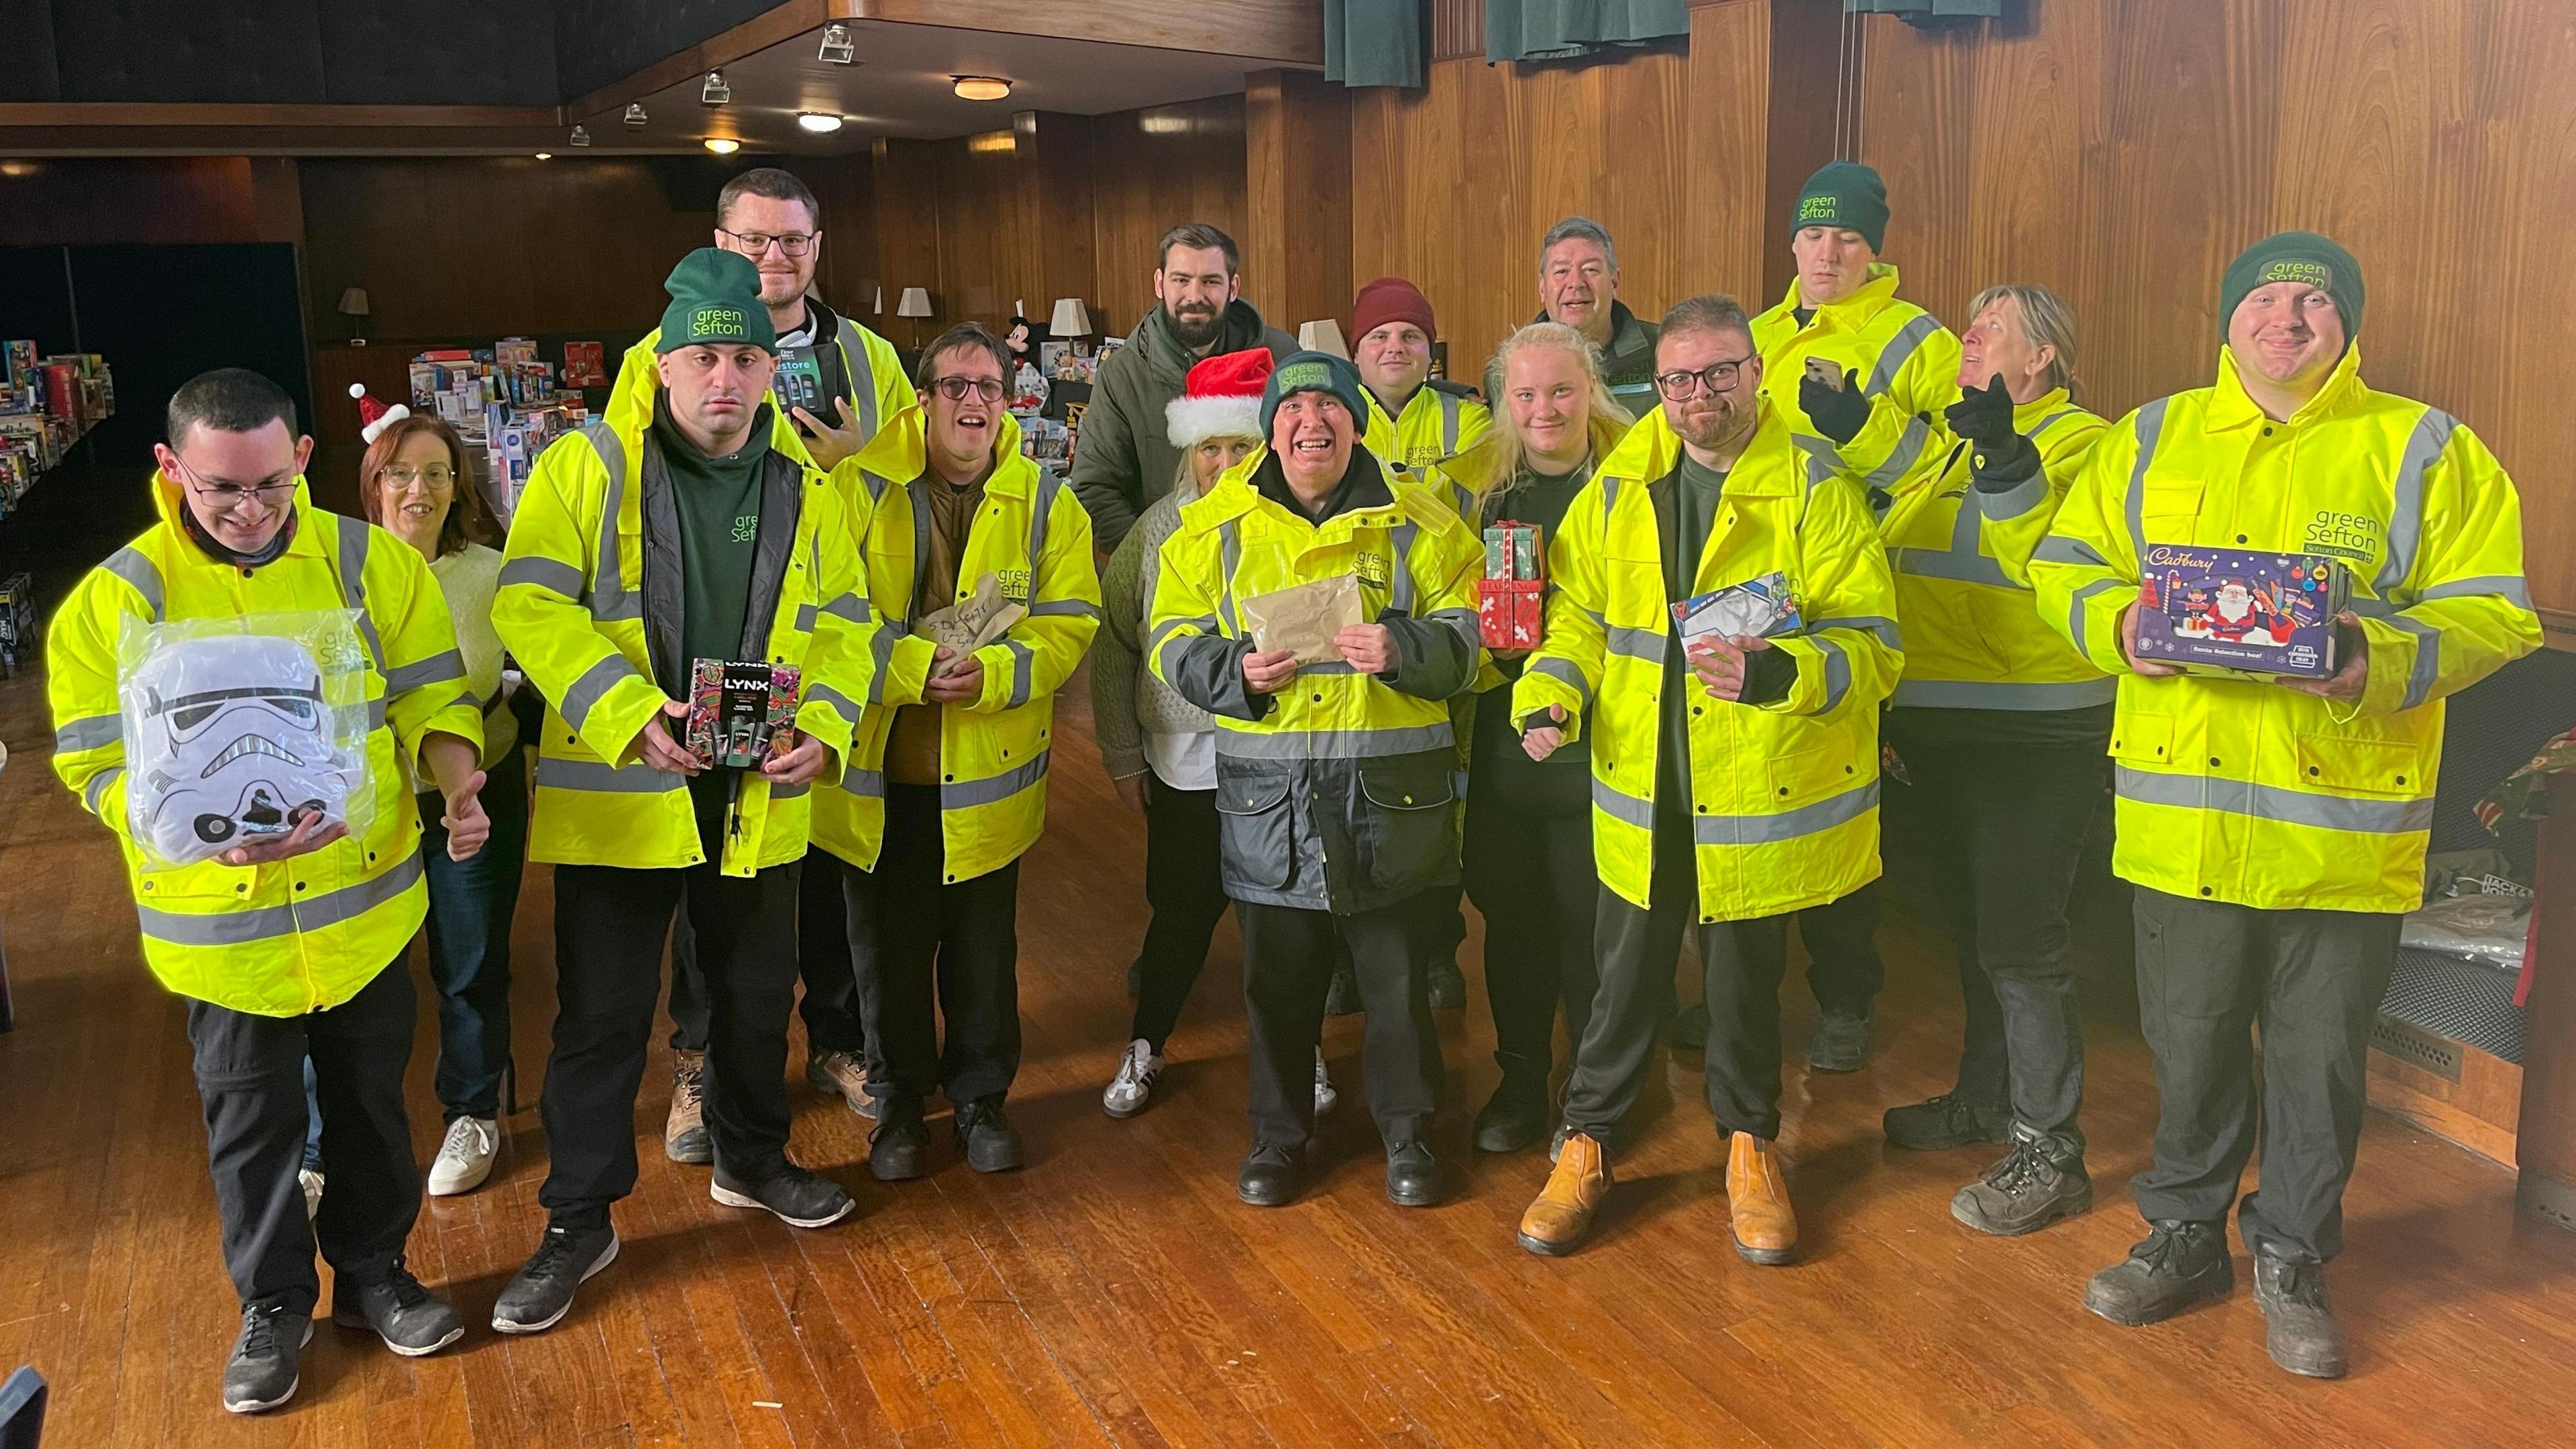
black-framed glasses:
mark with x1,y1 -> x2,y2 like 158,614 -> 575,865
169,451 -> 296,507
1654,356 -> 1756,400
718,227 -> 814,258
932,376 -> 1006,403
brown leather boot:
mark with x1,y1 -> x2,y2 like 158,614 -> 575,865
1725,1130 -> 1797,1265
1517,1132 -> 1611,1256
663,1051 -> 710,1165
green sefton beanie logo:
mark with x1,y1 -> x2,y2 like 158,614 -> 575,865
688,305 -> 751,341
1274,360 -> 1332,393
2259,259 -> 2333,290
1796,195 -> 1840,224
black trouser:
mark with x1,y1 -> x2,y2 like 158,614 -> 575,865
845,784 -> 1022,1108
1563,804 -> 1793,1142
539,809 -> 801,1224
1239,891 -> 1442,1152
188,960 -> 420,1314
1795,882 -> 1883,1020
2129,887 -> 2402,1263
1900,737 -> 2104,1146
665,849 -> 863,1058
1130,776 -> 1234,1051
1462,785 -> 1598,1087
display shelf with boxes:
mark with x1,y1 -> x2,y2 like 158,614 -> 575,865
0,341 -> 115,524
407,336 -> 589,521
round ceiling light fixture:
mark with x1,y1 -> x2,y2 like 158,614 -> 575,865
952,76 -> 1012,102
534,151 -> 553,160
704,136 -> 742,155
796,112 -> 846,134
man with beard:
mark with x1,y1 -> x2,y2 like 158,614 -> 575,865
1510,296 -> 1900,1262
1484,217 -> 1662,420
1071,223 -> 1297,552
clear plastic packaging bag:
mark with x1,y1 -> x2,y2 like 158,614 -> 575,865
117,609 -> 377,869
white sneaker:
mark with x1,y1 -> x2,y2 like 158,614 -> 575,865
1102,1038 -> 1163,1119
1313,1049 -> 1338,1116
299,1169 -> 325,1220
427,1116 -> 499,1196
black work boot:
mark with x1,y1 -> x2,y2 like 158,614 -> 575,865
868,1093 -> 930,1181
1237,1144 -> 1304,1207
1950,1125 -> 2092,1236
1807,1011 -> 1871,1073
1882,1093 -> 2012,1151
2252,1250 -> 2349,1379
1472,1069 -> 1554,1154
954,1095 -> 1028,1173
2083,1219 -> 2233,1326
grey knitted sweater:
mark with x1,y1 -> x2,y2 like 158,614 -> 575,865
1089,489 -> 1214,780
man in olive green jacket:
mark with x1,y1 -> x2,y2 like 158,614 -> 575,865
1068,222 -> 1295,551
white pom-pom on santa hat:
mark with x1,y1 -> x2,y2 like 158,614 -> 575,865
1167,347 -> 1273,449
350,382 -> 412,445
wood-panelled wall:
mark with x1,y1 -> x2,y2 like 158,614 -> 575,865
1856,0 -> 2576,627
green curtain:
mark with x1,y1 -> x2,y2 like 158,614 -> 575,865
1326,0 -> 1426,88
1847,0 -> 2005,22
1485,0 -> 1690,64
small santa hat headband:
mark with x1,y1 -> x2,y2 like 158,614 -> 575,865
1167,347 -> 1273,449
350,383 -> 413,446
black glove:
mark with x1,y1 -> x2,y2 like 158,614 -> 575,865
1799,366 -> 1870,446
1737,644 -> 1799,706
1943,373 -> 2017,449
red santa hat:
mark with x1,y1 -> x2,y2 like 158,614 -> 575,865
1166,348 -> 1272,449
350,382 -> 411,445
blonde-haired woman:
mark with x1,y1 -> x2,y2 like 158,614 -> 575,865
1460,321 -> 1635,1153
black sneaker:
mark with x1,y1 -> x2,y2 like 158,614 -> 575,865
2083,1220 -> 2233,1327
1472,1075 -> 1554,1154
331,1265 -> 465,1356
1668,1002 -> 1709,1051
1807,1011 -> 1870,1073
1325,965 -> 1361,1017
869,1098 -> 930,1182
1428,957 -> 1468,1011
1386,1141 -> 1444,1207
1237,1144 -> 1303,1207
955,1095 -> 1027,1173
491,1222 -> 619,1336
1883,1093 -> 2012,1150
221,1302 -> 313,1413
2253,1250 -> 2349,1379
713,1163 -> 856,1228
1950,1128 -> 2092,1236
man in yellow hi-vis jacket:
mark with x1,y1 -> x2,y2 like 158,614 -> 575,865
49,369 -> 489,1410
810,323 -> 1099,1182
1150,350 -> 1483,1211
1511,297 -> 1902,1264
2031,232 -> 2540,1379
490,250 -> 873,1335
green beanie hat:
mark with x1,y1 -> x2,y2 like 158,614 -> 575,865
655,248 -> 776,354
1260,350 -> 1367,439
2220,230 -> 2363,343
1790,160 -> 1890,253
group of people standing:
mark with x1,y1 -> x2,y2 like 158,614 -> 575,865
46,154 -> 2539,1416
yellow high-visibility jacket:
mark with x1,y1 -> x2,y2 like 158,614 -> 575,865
1511,404 -> 1903,922
1363,381 -> 1493,519
1147,445 -> 1484,913
609,307 -> 916,480
2030,345 -> 2541,913
1753,264 -> 1962,498
493,394 -> 872,877
809,406 -> 1101,880
48,478 -> 484,1016
1842,385 -> 2114,710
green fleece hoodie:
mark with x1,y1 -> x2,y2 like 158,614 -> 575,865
1067,297 -> 1294,551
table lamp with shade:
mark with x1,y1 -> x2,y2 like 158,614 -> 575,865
896,286 -> 932,346
339,287 -> 372,347
1049,297 -> 1092,345
1297,318 -> 1348,360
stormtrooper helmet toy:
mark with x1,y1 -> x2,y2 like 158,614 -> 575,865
127,633 -> 363,865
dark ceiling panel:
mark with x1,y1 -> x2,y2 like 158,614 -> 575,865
317,3 -> 561,106
0,2 -> 63,102
52,0 -> 328,105
552,0 -> 782,103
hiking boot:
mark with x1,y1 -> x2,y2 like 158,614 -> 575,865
331,1264 -> 465,1355
1883,1093 -> 2012,1151
712,1163 -> 855,1228
1238,1144 -> 1303,1207
1725,1131 -> 1797,1265
1428,957 -> 1468,1010
806,1050 -> 879,1120
869,1096 -> 930,1181
427,1116 -> 498,1196
1325,963 -> 1361,1016
1517,1131 -> 1611,1256
663,1051 -> 711,1165
1950,1127 -> 2092,1236
1807,1012 -> 1870,1073
955,1095 -> 1027,1173
1385,1142 -> 1444,1208
2253,1250 -> 2349,1379
1473,1073 -> 1554,1154
491,1222 -> 619,1336
221,1302 -> 312,1413
2083,1220 -> 2233,1327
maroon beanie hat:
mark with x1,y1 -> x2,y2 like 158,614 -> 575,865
1351,276 -> 1436,344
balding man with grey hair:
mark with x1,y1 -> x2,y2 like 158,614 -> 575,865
1485,216 -> 1662,416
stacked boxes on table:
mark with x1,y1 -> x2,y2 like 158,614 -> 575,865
0,343 -> 115,515
0,572 -> 36,674
1479,520 -> 1546,650
409,337 -> 588,517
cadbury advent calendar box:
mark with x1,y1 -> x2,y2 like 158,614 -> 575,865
2133,543 -> 2350,680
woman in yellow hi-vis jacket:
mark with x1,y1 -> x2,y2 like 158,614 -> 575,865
488,250 -> 873,1336
1509,297 -> 1901,1265
1150,351 -> 1484,1212
808,324 -> 1099,1183
2031,233 -> 2540,1380
48,369 -> 488,1408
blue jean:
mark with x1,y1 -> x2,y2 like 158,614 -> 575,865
417,755 -> 530,1122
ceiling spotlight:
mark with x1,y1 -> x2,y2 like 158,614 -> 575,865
952,75 -> 1012,102
701,69 -> 730,105
568,125 -> 591,147
796,112 -> 845,134
818,22 -> 856,64
704,137 -> 742,155
623,101 -> 649,127
535,152 -> 553,160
